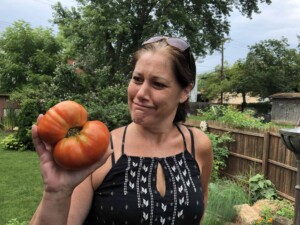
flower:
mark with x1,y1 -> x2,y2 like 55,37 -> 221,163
199,120 -> 208,132
254,217 -> 273,224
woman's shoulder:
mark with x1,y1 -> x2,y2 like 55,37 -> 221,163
109,125 -> 128,148
110,125 -> 127,137
187,126 -> 212,155
90,126 -> 129,189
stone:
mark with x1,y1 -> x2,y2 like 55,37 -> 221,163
252,199 -> 280,215
272,216 -> 293,225
234,204 -> 261,225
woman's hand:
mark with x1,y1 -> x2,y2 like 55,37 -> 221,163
32,114 -> 112,195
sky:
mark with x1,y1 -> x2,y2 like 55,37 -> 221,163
199,0 -> 300,73
0,0 -> 300,74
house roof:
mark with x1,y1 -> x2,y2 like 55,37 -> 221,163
270,92 -> 300,99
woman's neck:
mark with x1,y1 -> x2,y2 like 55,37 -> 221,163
130,122 -> 178,144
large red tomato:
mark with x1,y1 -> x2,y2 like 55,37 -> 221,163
37,100 -> 110,170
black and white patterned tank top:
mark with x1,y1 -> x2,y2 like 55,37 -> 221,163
84,125 -> 204,225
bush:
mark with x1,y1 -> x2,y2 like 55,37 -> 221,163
89,102 -> 131,131
0,133 -> 25,151
2,108 -> 18,131
245,102 -> 272,115
206,132 -> 233,181
203,179 -> 249,225
249,174 -> 278,204
253,199 -> 294,224
16,99 -> 40,150
275,199 -> 294,220
85,84 -> 131,130
198,105 -> 271,129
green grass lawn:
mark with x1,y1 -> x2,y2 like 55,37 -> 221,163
0,131 -> 43,225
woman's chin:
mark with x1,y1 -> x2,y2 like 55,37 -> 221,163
131,111 -> 147,124
132,117 -> 145,124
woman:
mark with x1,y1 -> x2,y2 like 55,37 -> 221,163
30,36 -> 213,225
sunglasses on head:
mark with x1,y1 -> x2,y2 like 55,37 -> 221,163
142,36 -> 190,52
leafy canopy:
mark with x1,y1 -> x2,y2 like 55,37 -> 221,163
0,21 -> 62,93
198,38 -> 300,101
52,0 -> 272,76
244,38 -> 300,98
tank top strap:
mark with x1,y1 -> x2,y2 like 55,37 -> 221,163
187,128 -> 196,158
121,125 -> 129,154
110,134 -> 116,165
175,124 -> 188,151
176,124 -> 196,158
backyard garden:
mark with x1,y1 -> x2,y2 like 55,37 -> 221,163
0,105 -> 296,225
1,1 -> 300,224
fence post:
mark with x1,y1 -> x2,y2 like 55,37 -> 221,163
262,132 -> 270,178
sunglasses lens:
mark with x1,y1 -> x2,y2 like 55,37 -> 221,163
167,38 -> 190,51
142,36 -> 190,52
141,36 -> 193,72
142,36 -> 164,45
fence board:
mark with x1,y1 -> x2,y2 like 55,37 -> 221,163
184,120 -> 298,201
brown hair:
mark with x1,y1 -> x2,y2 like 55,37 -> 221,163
131,38 -> 196,123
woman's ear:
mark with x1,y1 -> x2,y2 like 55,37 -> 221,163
179,83 -> 193,103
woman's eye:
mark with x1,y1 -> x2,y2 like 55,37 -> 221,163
132,76 -> 143,83
153,82 -> 166,89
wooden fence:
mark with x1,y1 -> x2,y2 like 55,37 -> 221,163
185,120 -> 298,201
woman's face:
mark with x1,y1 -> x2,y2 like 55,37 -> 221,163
128,50 -> 190,127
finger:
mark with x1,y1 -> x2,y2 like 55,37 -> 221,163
44,142 -> 53,152
34,117 -> 53,152
31,124 -> 47,157
37,114 -> 44,124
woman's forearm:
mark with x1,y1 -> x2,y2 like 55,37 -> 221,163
30,190 -> 72,225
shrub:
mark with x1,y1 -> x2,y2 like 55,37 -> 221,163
89,102 -> 131,131
253,199 -> 294,224
249,174 -> 278,204
198,105 -> 271,129
203,179 -> 249,225
0,133 -> 25,151
206,132 -> 233,181
85,84 -> 130,130
2,108 -> 18,131
16,99 -> 40,150
245,102 -> 272,115
275,199 -> 294,220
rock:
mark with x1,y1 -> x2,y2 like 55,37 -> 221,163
234,204 -> 261,225
252,199 -> 280,215
272,216 -> 293,225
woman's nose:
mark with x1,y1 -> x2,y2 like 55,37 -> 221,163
136,82 -> 150,100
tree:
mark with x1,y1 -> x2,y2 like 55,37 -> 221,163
224,60 -> 255,106
201,38 -> 300,104
0,20 -> 62,93
198,63 -> 231,101
244,38 -> 300,98
52,0 -> 272,77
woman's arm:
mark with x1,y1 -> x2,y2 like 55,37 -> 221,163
190,127 -> 213,224
30,120 -> 112,225
30,189 -> 73,225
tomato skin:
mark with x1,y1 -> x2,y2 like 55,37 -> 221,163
53,121 -> 110,170
37,101 -> 88,145
37,100 -> 110,170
